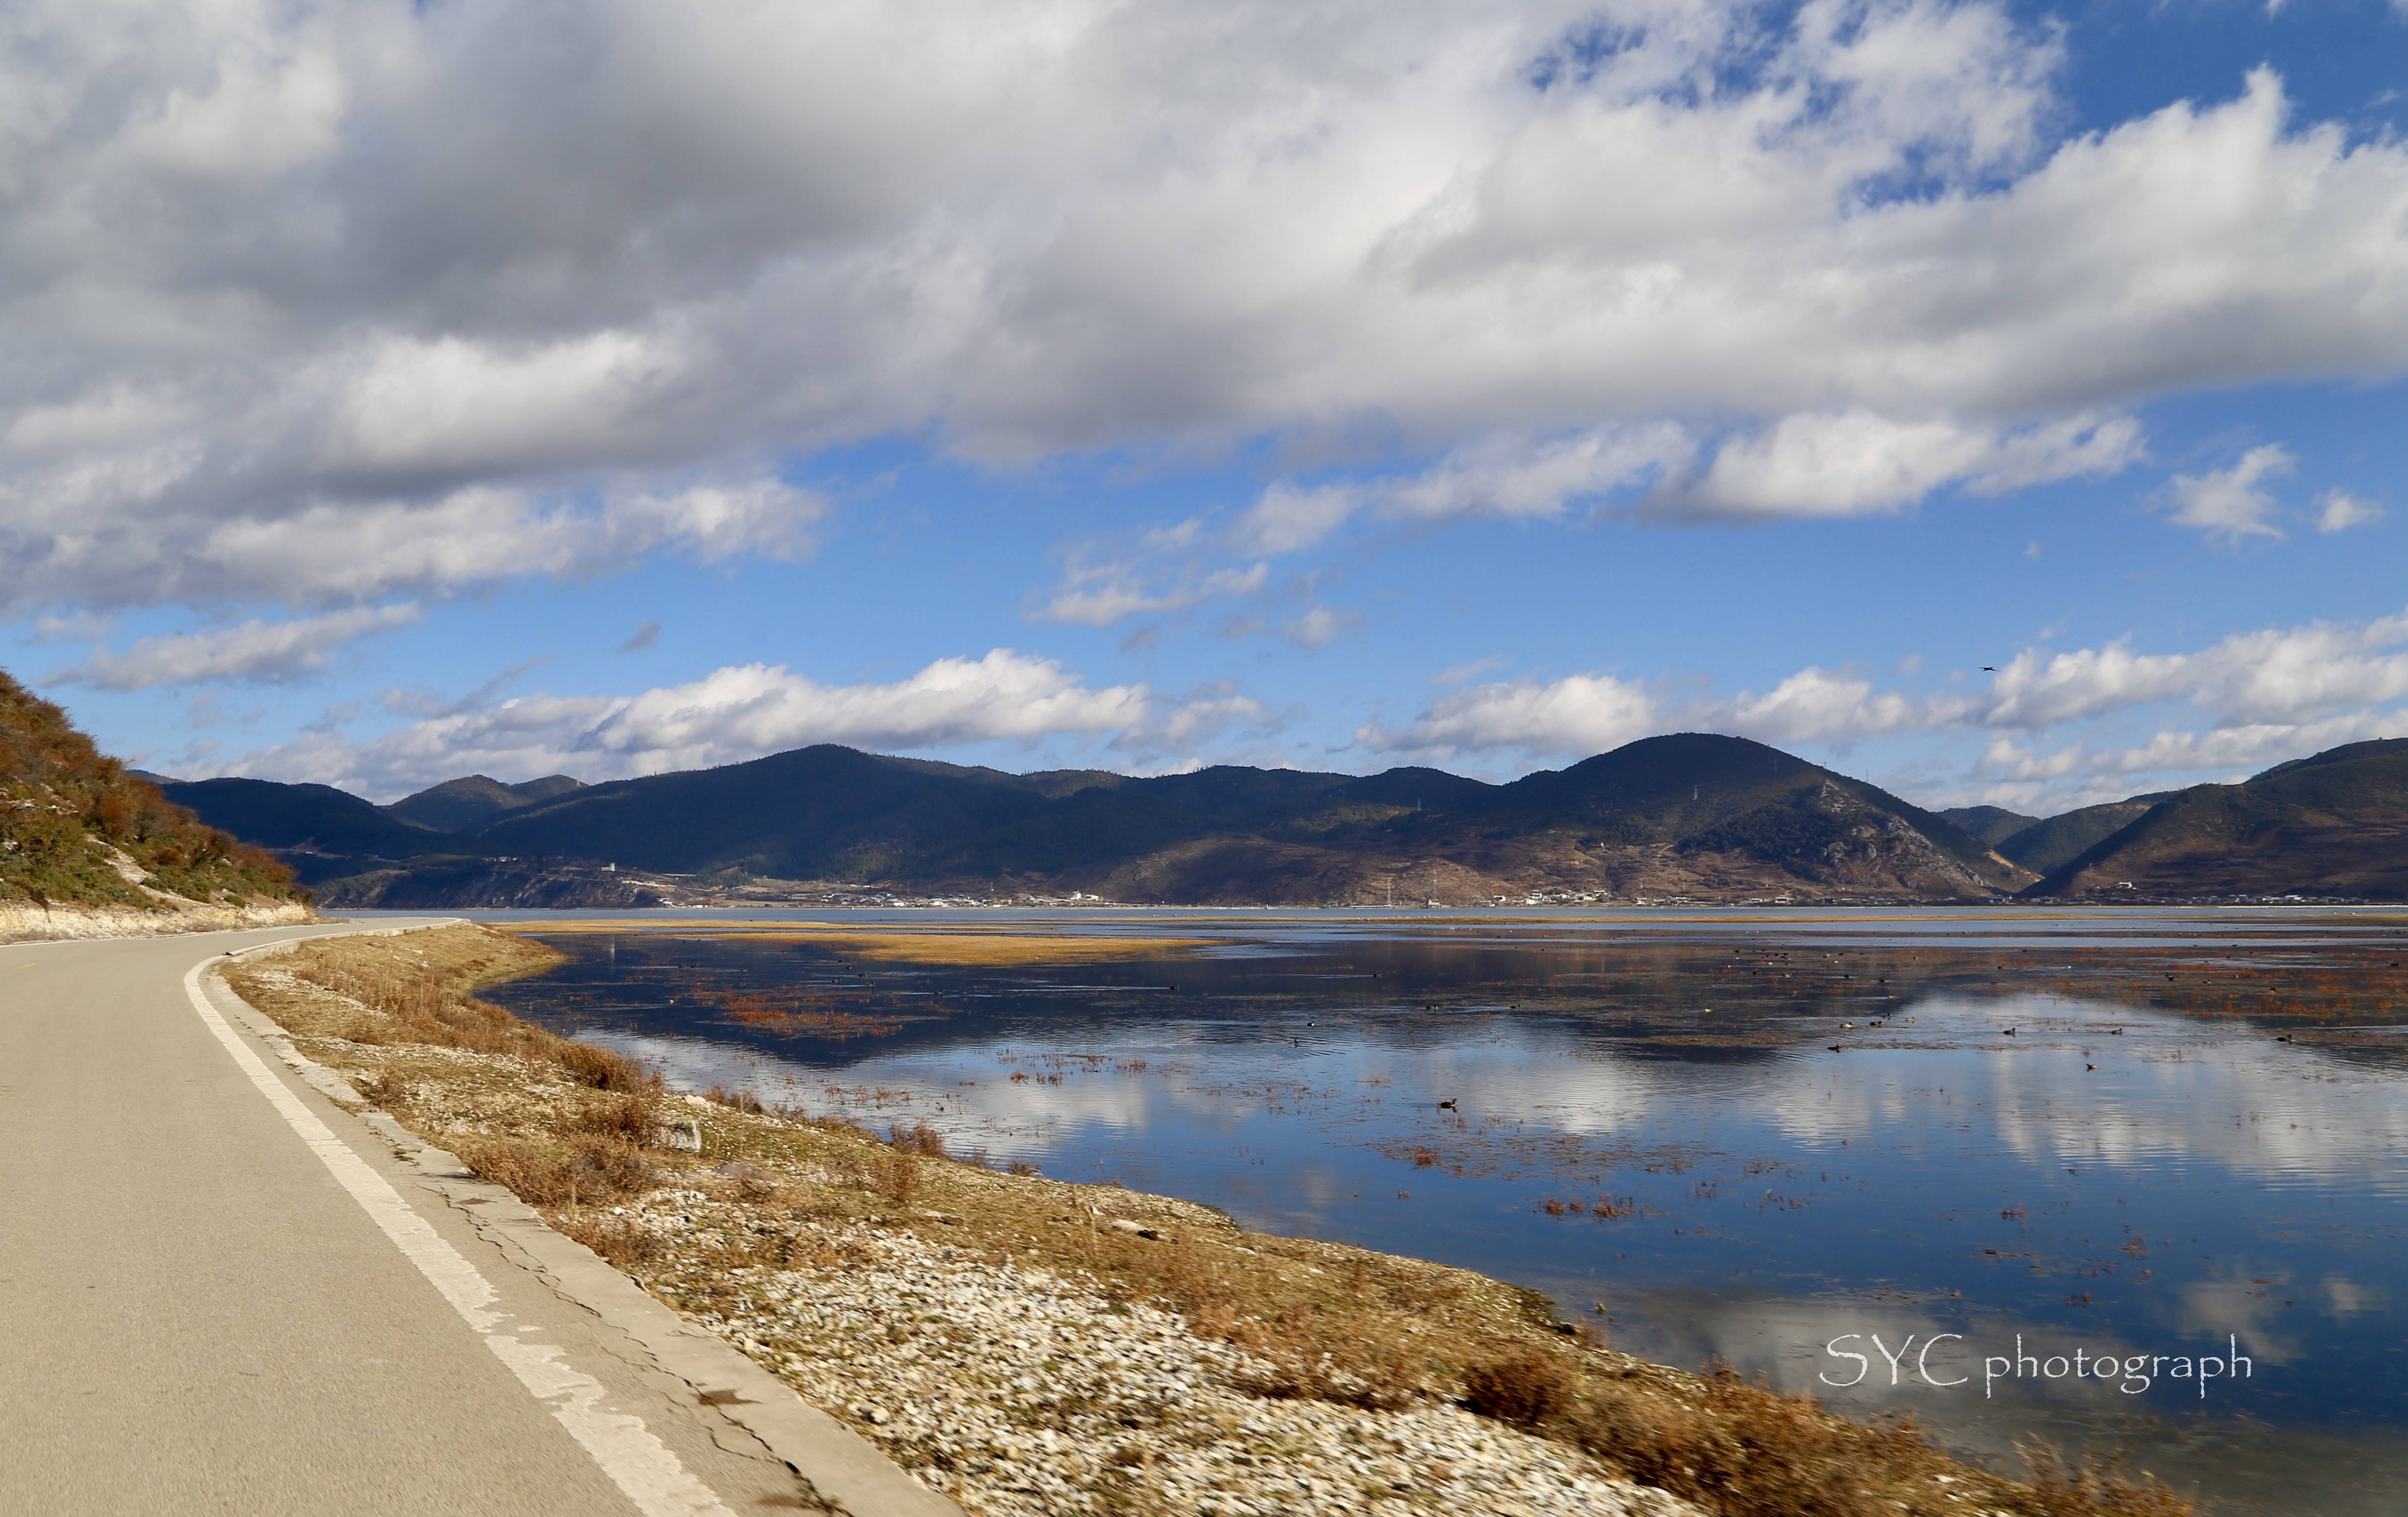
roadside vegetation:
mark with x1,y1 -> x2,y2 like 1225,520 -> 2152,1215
0,668 -> 298,920
228,925 -> 2199,1517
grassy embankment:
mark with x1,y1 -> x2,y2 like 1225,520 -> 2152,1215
0,669 -> 304,941
226,924 -> 2195,1517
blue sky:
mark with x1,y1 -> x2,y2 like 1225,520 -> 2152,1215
4,0 -> 2402,814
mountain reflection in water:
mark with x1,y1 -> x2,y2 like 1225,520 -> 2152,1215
468,909 -> 2408,1517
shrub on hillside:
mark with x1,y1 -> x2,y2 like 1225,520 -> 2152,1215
0,669 -> 299,910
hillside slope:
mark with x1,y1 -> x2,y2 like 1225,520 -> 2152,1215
0,672 -> 301,922
385,773 -> 584,831
161,777 -> 443,863
1994,796 -> 2169,875
2029,740 -> 2408,900
1938,805 -> 2039,847
419,732 -> 2032,903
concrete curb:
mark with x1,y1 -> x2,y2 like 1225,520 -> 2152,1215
215,921 -> 966,1517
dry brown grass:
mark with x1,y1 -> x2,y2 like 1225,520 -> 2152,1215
886,1120 -> 948,1157
502,921 -> 1209,965
229,924 -> 2202,1517
1568,1362 -> 1939,1517
2018,1441 -> 2202,1517
690,929 -> 1211,965
566,1088 -> 662,1143
1462,1351 -> 1576,1428
556,1040 -> 656,1092
450,1131 -> 659,1208
232,927 -> 662,1101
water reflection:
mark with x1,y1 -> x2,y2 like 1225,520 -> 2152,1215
478,917 -> 2408,1515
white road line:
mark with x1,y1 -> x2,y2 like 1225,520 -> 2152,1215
181,960 -> 737,1517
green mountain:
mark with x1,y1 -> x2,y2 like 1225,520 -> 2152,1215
385,772 -> 585,832
146,731 -> 2408,906
1993,796 -> 2170,875
1937,805 -> 2039,847
0,673 -> 299,913
2027,740 -> 2408,900
157,777 -> 442,871
235,732 -> 2020,904
157,775 -> 659,905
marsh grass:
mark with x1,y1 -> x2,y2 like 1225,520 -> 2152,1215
2018,1441 -> 2201,1517
449,1131 -> 658,1208
502,922 -> 1210,965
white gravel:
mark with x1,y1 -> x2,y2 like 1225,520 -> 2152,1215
626,1194 -> 1700,1517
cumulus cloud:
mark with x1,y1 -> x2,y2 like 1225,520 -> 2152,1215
2162,445 -> 2293,544
2316,489 -> 2383,534
1236,425 -> 1697,554
1653,412 -> 2143,520
1704,668 -> 1972,744
1982,613 -> 2408,728
1037,557 -> 1269,627
1058,406 -> 2142,630
1359,673 -> 1660,758
53,604 -> 423,690
223,649 -> 1272,798
1283,605 -> 1359,649
1361,610 -> 2408,800
2086,710 -> 2408,776
5,472 -> 828,613
0,4 -> 2396,612
1359,664 -> 1973,760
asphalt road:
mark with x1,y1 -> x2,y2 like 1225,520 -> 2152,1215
0,922 -> 818,1516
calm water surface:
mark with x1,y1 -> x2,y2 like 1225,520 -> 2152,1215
448,908 -> 2408,1516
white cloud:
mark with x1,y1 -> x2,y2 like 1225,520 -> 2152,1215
1283,604 -> 1358,649
2162,444 -> 2293,544
1982,613 -> 2408,728
1084,408 -> 2134,627
2315,488 -> 2383,534
1229,425 -> 1695,557
1232,484 -> 1363,559
2089,710 -> 2408,776
223,649 -> 1272,798
1973,736 -> 2090,783
0,5 -> 2394,611
1360,663 -> 1972,761
1361,609 -> 2408,802
1433,656 -> 1510,686
8,475 -> 829,611
1359,673 -> 1659,759
327,331 -> 685,479
53,604 -> 422,690
1653,411 -> 2142,520
1037,557 -> 1268,627
1373,425 -> 1698,527
1704,668 -> 1972,744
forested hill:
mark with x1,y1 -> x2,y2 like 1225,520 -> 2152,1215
2029,739 -> 2408,901
0,671 -> 300,913
167,733 -> 2035,906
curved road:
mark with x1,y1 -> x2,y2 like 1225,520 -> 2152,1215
0,921 -> 854,1516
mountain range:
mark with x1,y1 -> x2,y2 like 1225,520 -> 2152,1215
2023,739 -> 2408,901
150,734 -> 2043,906
135,733 -> 2407,908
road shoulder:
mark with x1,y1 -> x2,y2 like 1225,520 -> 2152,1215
209,931 -> 962,1517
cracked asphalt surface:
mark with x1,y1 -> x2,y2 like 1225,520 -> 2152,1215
0,922 -> 821,1516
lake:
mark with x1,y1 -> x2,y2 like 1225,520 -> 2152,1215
434,906 -> 2408,1516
